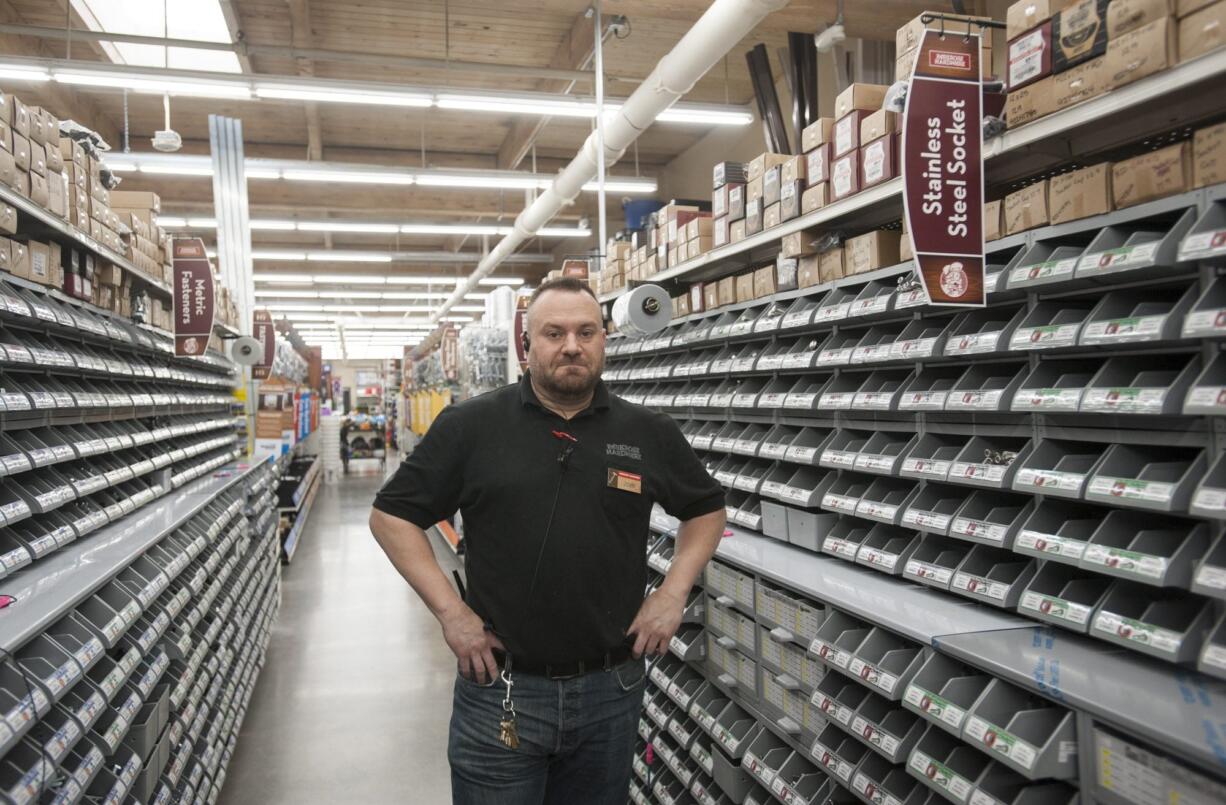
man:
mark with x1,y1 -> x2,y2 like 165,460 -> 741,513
369,277 -> 725,805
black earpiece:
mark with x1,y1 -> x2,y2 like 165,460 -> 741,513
521,333 -> 531,353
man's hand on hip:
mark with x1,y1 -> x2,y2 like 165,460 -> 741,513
441,603 -> 505,683
627,589 -> 685,659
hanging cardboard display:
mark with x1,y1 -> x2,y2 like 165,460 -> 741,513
253,309 -> 276,380
903,29 -> 986,306
171,237 -> 216,355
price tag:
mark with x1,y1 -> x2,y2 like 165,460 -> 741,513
783,393 -> 817,409
1081,387 -> 1167,414
1010,257 -> 1078,286
1015,468 -> 1085,494
1087,476 -> 1175,505
823,537 -> 860,560
821,493 -> 859,514
856,500 -> 899,524
908,750 -> 974,802
819,391 -> 855,410
952,572 -> 1009,601
946,389 -> 1004,411
1180,228 -> 1226,260
950,517 -> 1008,544
851,295 -> 891,317
782,310 -> 814,329
1011,323 -> 1081,350
901,457 -> 951,480
1013,387 -> 1083,411
1082,315 -> 1165,344
900,390 -> 948,410
855,453 -> 897,473
945,331 -> 1002,356
905,560 -> 954,586
949,462 -> 1008,485
814,301 -> 851,323
902,509 -> 951,533
964,716 -> 1039,770
1081,242 -> 1161,274
1183,307 -> 1226,338
1082,544 -> 1167,580
1020,591 -> 1091,626
891,336 -> 940,359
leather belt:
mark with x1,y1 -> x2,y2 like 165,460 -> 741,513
496,646 -> 634,680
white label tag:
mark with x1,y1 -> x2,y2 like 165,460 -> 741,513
901,457 -> 951,479
1015,468 -> 1085,494
1082,544 -> 1168,580
948,462 -> 1008,485
964,716 -> 1038,770
1087,476 -> 1176,504
1011,323 -> 1081,350
945,331 -> 1002,355
1014,387 -> 1082,411
950,517 -> 1008,544
1081,315 -> 1164,344
1010,256 -> 1077,286
1181,229 -> 1226,260
1020,591 -> 1091,625
1082,387 -> 1167,414
1081,242 -> 1160,273
901,390 -> 948,410
903,509 -> 952,533
946,389 -> 1004,411
906,560 -> 954,585
891,336 -> 939,359
952,572 -> 1009,601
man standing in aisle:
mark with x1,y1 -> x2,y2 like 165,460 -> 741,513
369,277 -> 725,805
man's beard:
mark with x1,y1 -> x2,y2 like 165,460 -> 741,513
536,359 -> 603,400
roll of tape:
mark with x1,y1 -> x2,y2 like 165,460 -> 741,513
611,284 -> 672,338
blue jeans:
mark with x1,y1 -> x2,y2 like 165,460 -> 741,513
448,659 -> 646,805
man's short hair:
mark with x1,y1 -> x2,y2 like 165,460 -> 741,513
528,276 -> 598,308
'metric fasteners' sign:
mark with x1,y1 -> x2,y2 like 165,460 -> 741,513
904,30 -> 985,306
172,238 -> 216,355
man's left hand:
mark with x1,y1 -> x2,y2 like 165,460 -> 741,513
627,589 -> 685,658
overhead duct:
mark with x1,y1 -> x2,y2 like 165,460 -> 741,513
429,0 -> 790,323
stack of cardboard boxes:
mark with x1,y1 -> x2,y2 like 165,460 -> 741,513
990,118 -> 1225,238
111,190 -> 172,286
895,12 -> 997,82
1006,0 -> 1226,127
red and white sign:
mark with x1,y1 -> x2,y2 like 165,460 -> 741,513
442,326 -> 459,381
171,238 -> 216,355
252,309 -> 276,380
904,30 -> 986,307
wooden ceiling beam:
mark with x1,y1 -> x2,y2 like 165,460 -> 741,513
287,0 -> 323,161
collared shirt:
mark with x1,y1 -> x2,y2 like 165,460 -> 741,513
373,372 -> 723,664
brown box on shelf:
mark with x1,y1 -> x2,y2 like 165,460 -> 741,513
28,172 -> 48,208
747,152 -> 790,182
728,184 -> 746,220
1008,0 -> 1062,39
9,240 -> 29,278
27,241 -> 52,285
0,238 -> 10,275
12,170 -> 28,198
89,218 -> 105,242
985,200 -> 1004,241
831,150 -> 860,201
666,209 -> 701,243
1009,21 -> 1054,89
898,11 -> 996,54
805,143 -> 830,186
780,180 -> 803,220
1109,0 -> 1176,36
1112,141 -> 1192,207
8,96 -> 30,139
1006,75 -> 1059,125
0,148 -> 14,187
753,265 -> 778,298
704,282 -> 720,311
98,262 -> 124,287
690,283 -> 706,314
1050,163 -> 1113,223
64,162 -> 88,191
745,198 -> 763,235
0,204 -> 15,235
689,236 -> 713,257
1005,179 -> 1051,233
860,133 -> 898,189
900,234 -> 915,261
0,121 -> 11,153
1054,0 -> 1109,72
1180,0 -> 1216,14
834,110 -> 868,158
735,272 -> 754,303
819,247 -> 844,283
780,155 -> 807,186
717,276 -> 736,306
11,132 -> 29,172
1054,55 -> 1108,108
712,182 -> 741,218
860,109 -> 898,144
29,141 -> 45,176
713,215 -> 730,248
110,190 -> 161,213
730,219 -> 747,243
59,138 -> 85,168
776,256 -> 799,290
1105,16 -> 1177,89
846,230 -> 902,275
835,84 -> 888,119
25,105 -> 45,146
783,228 -> 819,258
802,183 -> 828,214
798,255 -> 821,287
44,140 -> 62,174
713,161 -> 747,189
1180,1 -> 1226,60
896,40 -> 994,82
676,293 -> 691,317
763,164 -> 782,206
801,118 -> 834,152
763,202 -> 781,229
117,207 -> 157,230
746,175 -> 764,203
667,247 -> 681,269
1194,121 -> 1226,187
683,216 -> 713,241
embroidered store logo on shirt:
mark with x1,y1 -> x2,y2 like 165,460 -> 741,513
606,443 -> 642,461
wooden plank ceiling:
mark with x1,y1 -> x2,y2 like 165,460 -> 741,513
0,0 -> 946,282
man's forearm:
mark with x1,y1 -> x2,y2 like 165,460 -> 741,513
659,508 -> 726,600
368,509 -> 465,621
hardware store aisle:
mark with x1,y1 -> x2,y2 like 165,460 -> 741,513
219,462 -> 458,803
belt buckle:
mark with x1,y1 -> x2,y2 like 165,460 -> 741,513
549,661 -> 585,680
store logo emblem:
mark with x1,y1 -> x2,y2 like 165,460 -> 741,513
929,50 -> 972,70
606,443 -> 641,461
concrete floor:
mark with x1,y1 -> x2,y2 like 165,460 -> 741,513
218,460 -> 460,804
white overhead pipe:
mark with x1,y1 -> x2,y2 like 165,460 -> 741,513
430,0 -> 789,322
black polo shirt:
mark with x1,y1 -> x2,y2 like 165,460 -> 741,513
372,372 -> 723,664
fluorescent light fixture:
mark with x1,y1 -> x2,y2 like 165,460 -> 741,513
254,290 -> 319,298
538,227 -> 591,238
443,316 -> 476,322
53,70 -> 253,98
315,290 -> 385,299
0,64 -> 51,81
451,305 -> 487,312
414,174 -> 545,190
252,251 -> 308,261
581,179 -> 658,194
305,251 -> 393,263
400,223 -> 506,236
142,164 -> 214,176
299,221 -> 401,234
479,277 -> 525,286
253,273 -> 314,283
282,169 -> 415,186
104,160 -> 137,172
656,106 -> 754,125
245,167 -> 283,179
309,274 -> 388,284
187,218 -> 218,228
250,220 -> 298,231
437,93 -> 597,118
157,216 -> 187,228
254,84 -> 432,107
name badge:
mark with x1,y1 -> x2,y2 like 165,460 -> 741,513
608,469 -> 642,494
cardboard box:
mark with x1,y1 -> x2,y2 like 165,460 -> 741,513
780,180 -> 803,221
1054,0 -> 1109,72
41,112 -> 59,147
763,165 -> 782,206
753,266 -> 778,298
776,256 -> 799,291
798,255 -> 821,287
1112,141 -> 1192,207
1180,1 -> 1226,61
1105,16 -> 1178,89
1180,0 -> 1217,15
702,282 -> 718,311
676,293 -> 691,317
1006,75 -> 1059,124
985,200 -> 1004,241
28,172 -> 48,209
713,161 -> 747,189
0,204 -> 16,235
735,273 -> 755,303
900,235 -> 914,261
763,203 -> 781,230
27,241 -> 52,285
834,110 -> 868,158
805,144 -> 830,188
728,184 -> 746,220
780,155 -> 806,185
110,190 -> 161,213
1054,55 -> 1108,108
746,176 -> 764,204
1049,163 -> 1113,223
718,277 -> 736,306
1009,21 -> 1054,89
861,134 -> 898,189
713,215 -> 730,248
25,106 -> 45,146
1194,121 -> 1226,187
9,240 -> 29,278
9,96 -> 29,138
712,182 -> 741,218
745,198 -> 763,235
834,84 -> 888,119
782,228 -> 820,258
747,152 -> 790,182
59,138 -> 85,168
0,120 -> 10,154
64,162 -> 88,192
1109,0 -> 1177,36
801,118 -> 834,152
0,148 -> 14,188
12,133 -> 29,172
1008,0 -> 1061,39
802,183 -> 828,214
831,151 -> 860,201
860,109 -> 898,144
12,171 -> 28,199
683,216 -> 713,241
0,237 -> 10,274
819,247 -> 844,283
1005,180 -> 1051,233
29,141 -> 46,177
730,219 -> 747,243
845,231 -> 902,275
44,139 -> 63,174
898,11 -> 996,53
896,41 -> 994,82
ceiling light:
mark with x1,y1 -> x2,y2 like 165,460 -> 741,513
451,305 -> 487,312
538,227 -> 591,238
656,106 -> 755,125
53,70 -> 253,98
414,174 -> 546,190
400,223 -> 506,236
254,84 -> 432,107
581,179 -> 657,193
245,167 -> 283,179
254,289 -> 319,298
253,250 -> 308,261
310,275 -> 388,284
315,290 -> 385,299
437,94 -> 597,118
254,273 -> 314,283
187,218 -> 218,228
282,169 -> 415,186
0,63 -> 50,82
305,251 -> 393,263
250,220 -> 297,231
158,216 -> 187,228
479,278 -> 525,286
299,221 -> 401,234
443,316 -> 476,322
142,163 -> 214,176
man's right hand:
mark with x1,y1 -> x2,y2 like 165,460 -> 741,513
440,603 -> 505,684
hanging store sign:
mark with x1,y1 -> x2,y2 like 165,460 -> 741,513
171,238 -> 216,355
442,326 -> 460,381
513,293 -> 530,373
903,30 -> 986,306
252,310 -> 276,380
